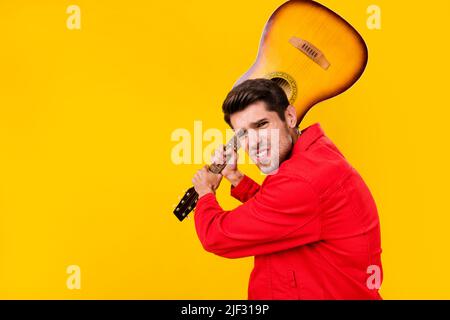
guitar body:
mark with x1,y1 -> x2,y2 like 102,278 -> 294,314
235,0 -> 368,125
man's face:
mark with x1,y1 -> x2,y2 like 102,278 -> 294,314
230,101 -> 296,174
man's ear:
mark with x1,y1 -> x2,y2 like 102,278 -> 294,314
285,105 -> 297,128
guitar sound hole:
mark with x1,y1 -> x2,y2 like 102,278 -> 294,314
270,77 -> 292,100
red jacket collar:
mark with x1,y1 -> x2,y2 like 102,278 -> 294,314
292,123 -> 325,154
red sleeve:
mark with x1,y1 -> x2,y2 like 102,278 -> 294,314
230,175 -> 260,203
194,174 -> 321,259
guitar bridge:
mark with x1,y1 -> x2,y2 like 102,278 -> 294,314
289,36 -> 330,70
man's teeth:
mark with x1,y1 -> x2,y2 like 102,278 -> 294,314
256,149 -> 268,157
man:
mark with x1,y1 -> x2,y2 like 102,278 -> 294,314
192,79 -> 383,299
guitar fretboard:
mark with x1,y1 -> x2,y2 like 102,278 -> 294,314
208,128 -> 246,174
173,128 -> 247,221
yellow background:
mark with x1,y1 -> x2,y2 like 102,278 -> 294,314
0,0 -> 449,299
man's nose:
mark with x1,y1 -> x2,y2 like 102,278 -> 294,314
241,135 -> 249,152
245,129 -> 260,151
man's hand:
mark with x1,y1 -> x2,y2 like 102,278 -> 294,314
211,144 -> 244,187
192,165 -> 223,198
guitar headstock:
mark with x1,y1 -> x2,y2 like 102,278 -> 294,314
173,186 -> 199,221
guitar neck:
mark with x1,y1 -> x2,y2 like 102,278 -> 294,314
208,128 -> 246,174
173,128 -> 247,221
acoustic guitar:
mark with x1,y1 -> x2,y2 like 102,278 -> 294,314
173,0 -> 367,221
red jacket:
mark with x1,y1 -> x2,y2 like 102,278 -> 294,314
194,123 -> 383,299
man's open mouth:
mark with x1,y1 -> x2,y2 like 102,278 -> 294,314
255,148 -> 271,163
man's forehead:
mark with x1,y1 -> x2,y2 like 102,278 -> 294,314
230,101 -> 276,129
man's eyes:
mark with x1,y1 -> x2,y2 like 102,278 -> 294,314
257,121 -> 268,128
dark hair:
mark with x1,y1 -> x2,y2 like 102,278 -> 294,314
222,78 -> 290,127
